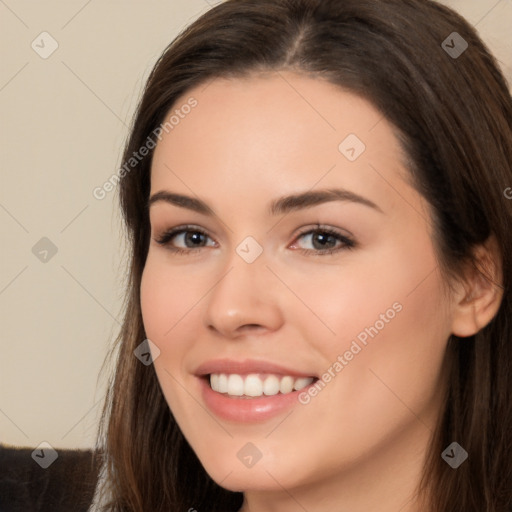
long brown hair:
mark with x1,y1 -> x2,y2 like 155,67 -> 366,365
93,0 -> 512,510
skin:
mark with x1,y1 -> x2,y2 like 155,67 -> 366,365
140,71 -> 503,512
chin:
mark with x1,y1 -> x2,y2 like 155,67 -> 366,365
196,447 -> 310,493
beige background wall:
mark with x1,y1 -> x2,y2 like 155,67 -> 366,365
1,0 -> 511,451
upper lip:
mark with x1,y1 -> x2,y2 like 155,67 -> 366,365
194,358 -> 318,378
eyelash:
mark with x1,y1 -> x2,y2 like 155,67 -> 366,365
153,223 -> 356,256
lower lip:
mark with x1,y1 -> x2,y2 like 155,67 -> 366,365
198,376 -> 317,423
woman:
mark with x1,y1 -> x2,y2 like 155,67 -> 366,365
90,0 -> 512,510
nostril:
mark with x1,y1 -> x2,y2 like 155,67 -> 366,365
239,324 -> 265,333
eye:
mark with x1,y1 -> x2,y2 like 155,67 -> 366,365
153,223 -> 356,256
289,224 -> 356,256
153,225 -> 216,254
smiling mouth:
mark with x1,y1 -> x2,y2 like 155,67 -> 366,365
202,373 -> 319,398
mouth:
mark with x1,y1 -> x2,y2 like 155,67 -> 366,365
200,373 -> 320,399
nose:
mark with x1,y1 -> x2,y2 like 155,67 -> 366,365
203,252 -> 284,339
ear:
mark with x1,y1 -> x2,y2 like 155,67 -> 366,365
450,234 -> 504,338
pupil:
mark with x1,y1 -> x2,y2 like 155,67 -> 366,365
186,232 -> 204,246
313,232 -> 335,250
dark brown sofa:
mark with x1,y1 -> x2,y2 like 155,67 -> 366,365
0,443 -> 102,512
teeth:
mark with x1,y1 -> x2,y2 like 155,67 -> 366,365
280,376 -> 294,394
263,375 -> 280,396
209,373 -> 315,397
293,377 -> 315,391
245,374 -> 264,396
227,374 -> 244,396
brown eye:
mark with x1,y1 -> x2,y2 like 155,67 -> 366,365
290,225 -> 356,256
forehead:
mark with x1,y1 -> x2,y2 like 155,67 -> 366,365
149,71 -> 417,217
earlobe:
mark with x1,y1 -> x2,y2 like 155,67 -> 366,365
450,235 -> 504,338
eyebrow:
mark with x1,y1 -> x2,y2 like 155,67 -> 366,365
148,188 -> 383,216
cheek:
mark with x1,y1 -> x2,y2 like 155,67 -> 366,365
139,256 -> 194,402
295,238 -> 450,422
283,277 -> 450,477
140,258 -> 195,413
140,255 -> 201,343
283,246 -> 443,363
140,261 -> 171,341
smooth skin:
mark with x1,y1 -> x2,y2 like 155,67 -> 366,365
140,71 -> 503,512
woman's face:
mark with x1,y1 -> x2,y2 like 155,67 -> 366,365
140,72 -> 457,497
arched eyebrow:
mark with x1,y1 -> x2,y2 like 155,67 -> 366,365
268,188 -> 383,215
148,188 -> 384,216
